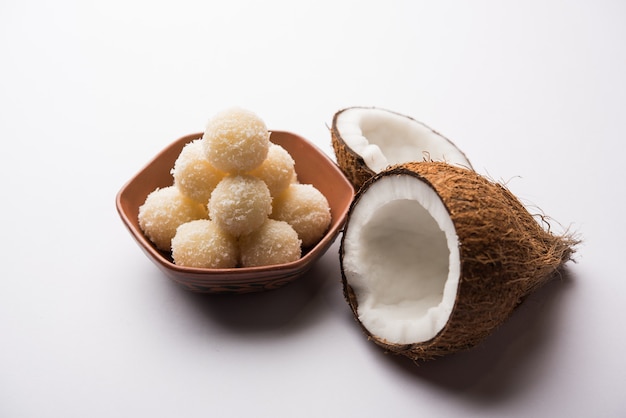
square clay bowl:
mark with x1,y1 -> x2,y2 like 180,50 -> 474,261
116,131 -> 354,293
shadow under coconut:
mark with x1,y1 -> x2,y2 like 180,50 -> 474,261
378,267 -> 576,403
170,249 -> 341,337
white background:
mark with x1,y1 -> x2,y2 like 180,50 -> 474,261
1,1 -> 625,417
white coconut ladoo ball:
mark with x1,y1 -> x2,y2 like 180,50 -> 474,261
202,107 -> 270,174
172,139 -> 225,204
171,219 -> 238,268
272,183 -> 331,248
249,143 -> 295,197
208,174 -> 272,237
138,186 -> 208,251
239,219 -> 302,267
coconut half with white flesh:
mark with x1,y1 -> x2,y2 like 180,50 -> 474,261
331,107 -> 472,190
340,162 -> 578,361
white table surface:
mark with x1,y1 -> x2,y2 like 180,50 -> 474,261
2,1 -> 625,417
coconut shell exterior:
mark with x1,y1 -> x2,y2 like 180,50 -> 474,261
330,108 -> 376,191
340,162 -> 578,362
331,107 -> 472,191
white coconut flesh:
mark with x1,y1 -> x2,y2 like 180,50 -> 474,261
335,108 -> 470,173
342,174 -> 461,345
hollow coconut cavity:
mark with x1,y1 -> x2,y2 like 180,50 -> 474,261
331,107 -> 472,190
340,162 -> 578,361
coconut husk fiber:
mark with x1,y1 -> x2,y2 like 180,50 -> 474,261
330,126 -> 375,192
340,161 -> 579,362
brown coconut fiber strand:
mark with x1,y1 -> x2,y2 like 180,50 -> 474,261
341,161 -> 579,362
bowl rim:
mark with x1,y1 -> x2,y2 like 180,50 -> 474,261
115,130 -> 354,282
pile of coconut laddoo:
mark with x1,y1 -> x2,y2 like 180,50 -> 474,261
137,107 -> 331,268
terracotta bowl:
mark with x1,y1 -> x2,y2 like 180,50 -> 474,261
116,131 -> 354,293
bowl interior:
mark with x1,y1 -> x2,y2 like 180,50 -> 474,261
116,131 -> 354,293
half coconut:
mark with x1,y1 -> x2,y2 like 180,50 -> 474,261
340,162 -> 577,361
331,107 -> 472,190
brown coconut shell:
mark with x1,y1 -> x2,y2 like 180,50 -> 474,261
331,107 -> 472,191
339,161 -> 578,361
331,108 -> 376,191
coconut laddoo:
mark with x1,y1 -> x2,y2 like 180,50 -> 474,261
249,143 -> 295,197
138,186 -> 208,251
239,219 -> 302,267
272,183 -> 331,248
172,139 -> 225,204
171,219 -> 238,268
202,107 -> 270,174
208,174 -> 272,237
